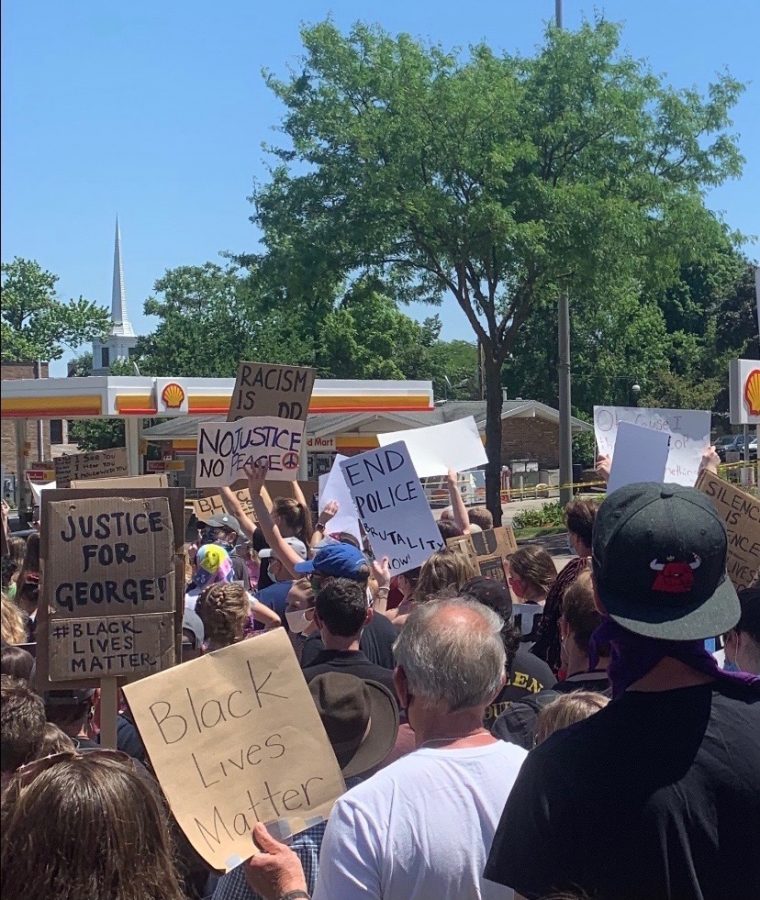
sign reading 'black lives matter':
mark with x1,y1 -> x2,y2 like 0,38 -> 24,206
43,496 -> 177,681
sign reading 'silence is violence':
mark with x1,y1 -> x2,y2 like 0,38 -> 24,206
44,496 -> 177,681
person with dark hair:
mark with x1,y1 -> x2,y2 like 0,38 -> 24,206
468,505 -> 494,531
1,752 -> 185,900
44,689 -> 99,750
461,576 -> 555,729
1,675 -> 45,783
14,532 -> 40,616
301,579 -> 397,697
555,571 -> 611,694
0,644 -> 34,681
531,499 -> 599,671
436,518 -> 464,541
486,483 -> 760,900
724,587 -> 760,675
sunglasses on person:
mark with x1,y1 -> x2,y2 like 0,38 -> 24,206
13,749 -> 134,788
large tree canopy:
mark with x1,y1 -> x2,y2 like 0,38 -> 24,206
1,257 -> 109,362
249,18 -> 744,521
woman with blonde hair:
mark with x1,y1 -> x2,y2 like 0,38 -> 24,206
1,752 -> 184,900
195,581 -> 279,651
0,593 -> 28,645
535,691 -> 609,745
413,549 -> 479,603
382,550 -> 478,629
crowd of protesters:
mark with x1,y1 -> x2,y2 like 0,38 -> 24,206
1,442 -> 759,900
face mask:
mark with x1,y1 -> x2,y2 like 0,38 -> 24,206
285,608 -> 314,634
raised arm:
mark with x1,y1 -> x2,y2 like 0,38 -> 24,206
220,486 -> 257,540
245,462 -> 304,577
311,500 -> 338,549
699,445 -> 720,476
447,469 -> 471,535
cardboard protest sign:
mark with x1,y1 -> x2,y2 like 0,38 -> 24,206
319,454 -> 362,542
70,473 -> 169,489
594,406 -> 710,486
607,422 -> 671,494
447,526 -> 518,588
123,629 -> 345,872
196,417 -> 305,487
228,362 -> 316,423
190,488 -> 254,523
41,495 -> 177,682
377,416 -> 487,478
512,602 -> 543,637
697,470 -> 760,590
340,442 -> 443,573
54,447 -> 129,489
37,488 -> 185,690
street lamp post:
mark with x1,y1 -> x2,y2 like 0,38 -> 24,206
556,0 -> 573,505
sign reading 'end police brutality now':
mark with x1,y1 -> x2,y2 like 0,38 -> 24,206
340,441 -> 443,574
196,416 -> 305,487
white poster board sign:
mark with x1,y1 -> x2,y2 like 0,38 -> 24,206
594,406 -> 710,487
607,422 -> 671,494
377,416 -> 487,478
340,442 -> 443,573
196,417 -> 305,487
318,455 -> 362,542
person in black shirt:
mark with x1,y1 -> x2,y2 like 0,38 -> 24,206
486,482 -> 760,900
301,578 -> 397,700
461,576 -> 555,729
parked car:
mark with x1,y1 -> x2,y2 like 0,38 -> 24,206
717,433 -> 747,462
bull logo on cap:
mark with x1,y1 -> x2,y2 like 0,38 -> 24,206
649,554 -> 701,593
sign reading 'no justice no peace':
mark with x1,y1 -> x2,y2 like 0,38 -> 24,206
43,495 -> 178,682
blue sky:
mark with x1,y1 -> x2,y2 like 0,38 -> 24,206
2,0 -> 758,376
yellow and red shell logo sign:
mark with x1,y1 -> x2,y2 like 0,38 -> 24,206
161,382 -> 186,409
746,369 -> 760,416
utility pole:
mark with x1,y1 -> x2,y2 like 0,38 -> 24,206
556,0 -> 573,506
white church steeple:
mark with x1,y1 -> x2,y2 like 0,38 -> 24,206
110,217 -> 134,336
92,216 -> 139,372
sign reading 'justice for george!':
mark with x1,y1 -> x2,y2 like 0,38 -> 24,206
44,497 -> 176,681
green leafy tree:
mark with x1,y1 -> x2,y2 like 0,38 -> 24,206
249,19 -> 744,521
1,257 -> 109,361
317,277 -> 441,379
135,262 -> 315,376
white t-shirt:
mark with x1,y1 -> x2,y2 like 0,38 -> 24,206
312,740 -> 527,900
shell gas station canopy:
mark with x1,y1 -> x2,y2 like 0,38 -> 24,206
0,375 -> 435,482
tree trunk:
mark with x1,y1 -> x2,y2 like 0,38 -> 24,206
483,358 -> 504,527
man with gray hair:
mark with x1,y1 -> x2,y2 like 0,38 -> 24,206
244,597 -> 527,900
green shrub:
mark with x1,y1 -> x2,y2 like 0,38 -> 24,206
512,502 -> 567,530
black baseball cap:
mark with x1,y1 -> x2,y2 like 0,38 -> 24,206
592,483 -> 739,641
202,513 -> 241,535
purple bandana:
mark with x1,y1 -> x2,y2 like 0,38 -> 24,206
589,618 -> 760,699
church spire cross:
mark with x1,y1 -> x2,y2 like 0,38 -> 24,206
110,216 -> 135,337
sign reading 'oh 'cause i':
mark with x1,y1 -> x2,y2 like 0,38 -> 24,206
43,496 -> 177,681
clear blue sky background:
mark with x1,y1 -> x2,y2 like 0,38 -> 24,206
2,0 -> 758,376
